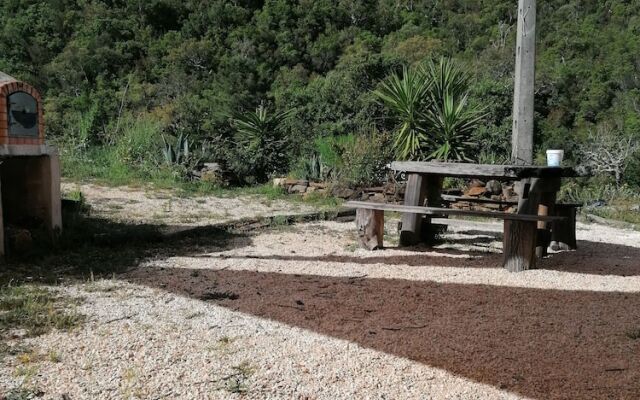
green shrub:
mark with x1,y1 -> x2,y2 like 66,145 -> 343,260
293,130 -> 392,187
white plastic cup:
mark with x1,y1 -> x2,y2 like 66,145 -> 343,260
546,150 -> 564,167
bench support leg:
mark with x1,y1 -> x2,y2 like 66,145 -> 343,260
400,173 -> 426,246
503,178 -> 542,272
503,220 -> 538,272
551,207 -> 577,250
356,209 -> 384,250
421,175 -> 444,244
536,191 -> 556,258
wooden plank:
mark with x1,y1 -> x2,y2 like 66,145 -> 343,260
512,0 -> 537,165
343,201 -> 564,222
399,173 -> 426,246
355,208 -> 384,250
442,194 -> 582,208
390,161 -> 576,179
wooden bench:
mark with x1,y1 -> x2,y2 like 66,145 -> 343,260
344,200 -> 566,272
441,194 -> 580,251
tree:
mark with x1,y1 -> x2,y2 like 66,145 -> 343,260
579,122 -> 640,186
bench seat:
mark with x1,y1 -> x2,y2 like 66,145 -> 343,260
344,200 -> 571,272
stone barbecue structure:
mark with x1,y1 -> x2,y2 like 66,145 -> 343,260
0,72 -> 61,258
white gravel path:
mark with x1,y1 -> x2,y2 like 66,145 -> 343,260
61,182 -> 317,226
2,219 -> 640,399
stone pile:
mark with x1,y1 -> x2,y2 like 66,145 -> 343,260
273,177 -> 520,212
273,178 -> 405,202
446,179 -> 519,212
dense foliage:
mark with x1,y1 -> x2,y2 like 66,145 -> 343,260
1,0 -> 639,187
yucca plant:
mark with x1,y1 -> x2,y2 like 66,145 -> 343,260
423,58 -> 486,162
373,65 -> 432,160
375,58 -> 485,162
229,104 -> 293,183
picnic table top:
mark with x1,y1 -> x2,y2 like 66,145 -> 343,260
390,161 -> 581,180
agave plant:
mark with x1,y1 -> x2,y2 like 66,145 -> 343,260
423,58 -> 486,162
373,65 -> 432,160
161,133 -> 191,166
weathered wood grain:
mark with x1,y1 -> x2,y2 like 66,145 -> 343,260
399,173 -> 427,246
344,201 -> 564,222
390,161 -> 577,179
512,0 -> 537,165
355,208 -> 384,250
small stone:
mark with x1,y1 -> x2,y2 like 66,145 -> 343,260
466,186 -> 487,197
469,179 -> 485,188
289,184 -> 308,194
332,187 -> 356,199
371,193 -> 386,203
486,180 -> 502,195
273,178 -> 287,188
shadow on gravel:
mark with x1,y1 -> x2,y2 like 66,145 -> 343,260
195,252 -> 505,269
0,214 -> 254,285
192,237 -> 640,277
126,266 -> 640,400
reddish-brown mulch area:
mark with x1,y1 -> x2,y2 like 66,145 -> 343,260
128,266 -> 640,400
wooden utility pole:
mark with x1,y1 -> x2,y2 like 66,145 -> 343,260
512,0 -> 537,165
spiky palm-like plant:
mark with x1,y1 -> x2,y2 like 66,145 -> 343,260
424,58 -> 486,161
373,66 -> 432,160
230,104 -> 292,183
375,58 -> 485,162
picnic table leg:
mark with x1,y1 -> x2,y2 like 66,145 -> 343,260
421,175 -> 444,244
535,191 -> 556,258
503,178 -> 542,272
400,173 -> 427,246
551,206 -> 577,250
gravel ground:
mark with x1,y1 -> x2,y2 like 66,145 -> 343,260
61,182 -> 317,226
2,217 -> 640,399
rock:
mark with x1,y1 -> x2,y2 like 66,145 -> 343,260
631,205 -> 640,212
283,179 -> 309,188
465,186 -> 487,197
202,162 -> 222,172
469,179 -> 485,188
502,186 -> 516,200
332,187 -> 356,199
273,178 -> 287,188
289,184 -> 308,194
309,182 -> 327,189
370,193 -> 386,203
486,180 -> 502,195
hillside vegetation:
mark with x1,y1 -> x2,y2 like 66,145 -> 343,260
1,0 -> 639,194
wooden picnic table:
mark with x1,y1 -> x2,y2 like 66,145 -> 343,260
390,161 -> 580,272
